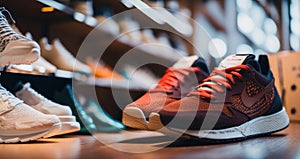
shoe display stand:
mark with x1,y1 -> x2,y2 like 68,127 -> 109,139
0,0 -> 193,77
0,71 -> 145,121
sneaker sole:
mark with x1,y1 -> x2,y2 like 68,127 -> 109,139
0,123 -> 61,143
0,40 -> 40,66
122,107 -> 149,130
50,116 -> 80,136
149,107 -> 290,141
58,115 -> 77,123
55,121 -> 81,136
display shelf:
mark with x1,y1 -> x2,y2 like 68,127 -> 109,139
4,0 -> 184,61
80,77 -> 151,91
92,0 -> 197,56
0,0 -> 186,76
0,0 -> 70,21
93,0 -> 195,36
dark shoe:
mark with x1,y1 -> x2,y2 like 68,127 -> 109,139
86,100 -> 124,132
151,54 -> 289,141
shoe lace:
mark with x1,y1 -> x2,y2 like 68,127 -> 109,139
157,67 -> 200,93
24,84 -> 49,102
190,65 -> 250,99
0,85 -> 23,106
0,7 -> 15,23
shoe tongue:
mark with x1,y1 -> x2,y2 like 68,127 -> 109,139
172,55 -> 199,68
218,54 -> 255,69
172,55 -> 209,73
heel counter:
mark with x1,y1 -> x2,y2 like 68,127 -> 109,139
266,86 -> 283,115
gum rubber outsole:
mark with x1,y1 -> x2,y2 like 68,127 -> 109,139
122,107 -> 149,130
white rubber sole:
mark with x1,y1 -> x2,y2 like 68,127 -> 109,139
0,123 -> 61,143
53,116 -> 80,136
0,40 -> 40,66
55,121 -> 81,136
122,107 -> 149,130
149,108 -> 290,140
58,115 -> 77,123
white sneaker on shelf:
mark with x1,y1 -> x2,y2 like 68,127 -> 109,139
0,7 -> 40,66
122,65 -> 159,90
94,7 -> 120,35
72,1 -> 93,16
141,29 -> 157,44
39,37 -> 91,76
0,85 -> 61,143
15,83 -> 80,136
95,15 -> 120,35
22,33 -> 57,74
118,16 -> 142,44
31,56 -> 57,74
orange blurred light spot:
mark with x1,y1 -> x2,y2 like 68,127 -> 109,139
41,7 -> 54,12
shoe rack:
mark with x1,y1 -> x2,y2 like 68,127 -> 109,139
0,0 -> 291,121
0,0 -> 189,77
0,0 -> 200,121
0,0 -> 167,121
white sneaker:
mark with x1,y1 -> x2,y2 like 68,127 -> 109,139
0,7 -> 40,66
95,15 -> 120,35
0,85 -> 61,143
39,37 -> 91,76
15,83 -> 80,136
72,1 -> 94,16
118,16 -> 142,43
31,56 -> 57,74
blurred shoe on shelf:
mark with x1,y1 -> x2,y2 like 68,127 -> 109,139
94,7 -> 119,35
3,31 -> 56,75
0,7 -> 40,66
121,65 -> 159,90
118,15 -> 142,44
23,33 -> 57,74
141,28 -> 157,44
31,56 -> 57,74
6,56 -> 58,75
145,0 -> 193,36
71,0 -> 93,16
5,64 -> 35,74
85,100 -> 125,132
167,0 -> 192,24
169,36 -> 188,56
86,57 -> 123,79
122,56 -> 209,129
53,84 -> 96,134
157,32 -> 172,49
15,82 -> 80,136
142,32 -> 184,59
39,37 -> 91,76
0,84 -> 61,143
